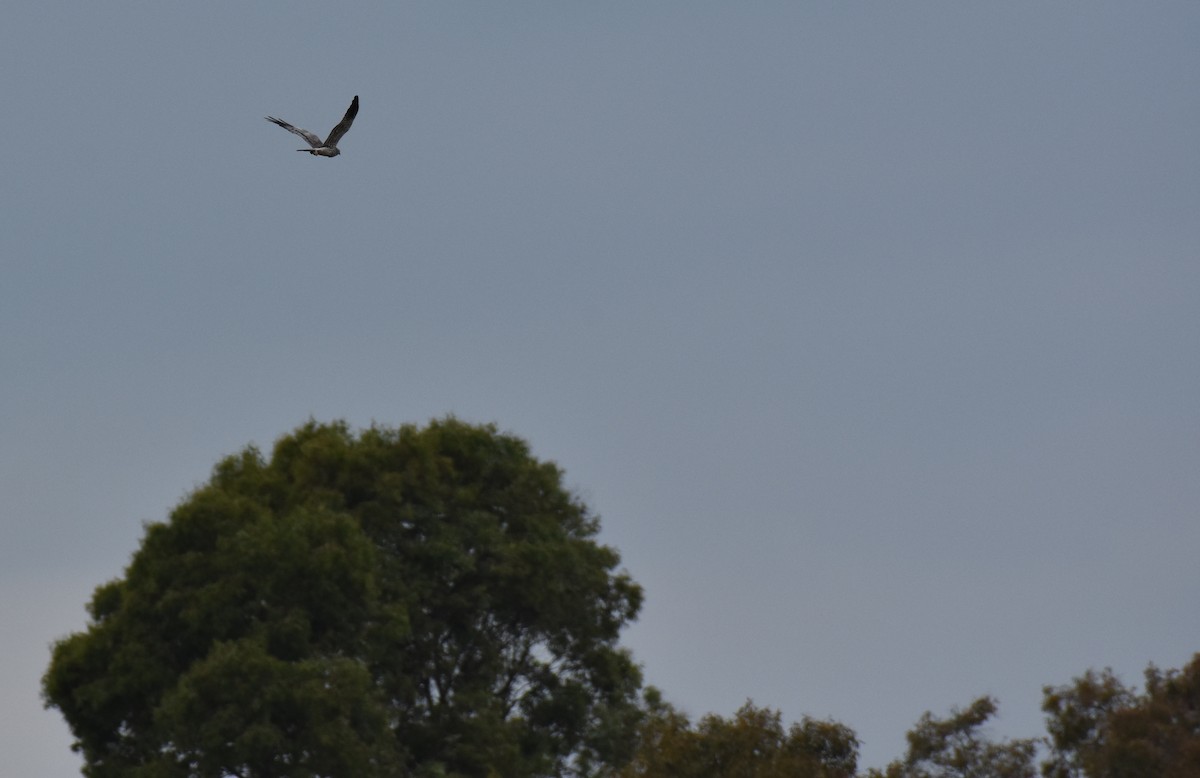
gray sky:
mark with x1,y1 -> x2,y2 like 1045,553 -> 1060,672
3,3 -> 1198,773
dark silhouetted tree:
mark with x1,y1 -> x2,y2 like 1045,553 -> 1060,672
869,696 -> 1038,778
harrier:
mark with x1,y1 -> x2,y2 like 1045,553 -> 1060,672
266,95 -> 359,157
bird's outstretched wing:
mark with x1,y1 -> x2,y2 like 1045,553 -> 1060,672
265,116 -> 324,148
324,95 -> 359,147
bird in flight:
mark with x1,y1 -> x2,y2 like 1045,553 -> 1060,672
266,95 -> 359,157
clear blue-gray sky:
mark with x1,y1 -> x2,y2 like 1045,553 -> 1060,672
3,3 -> 1198,772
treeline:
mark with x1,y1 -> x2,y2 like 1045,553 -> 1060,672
42,419 -> 1198,777
616,654 -> 1200,777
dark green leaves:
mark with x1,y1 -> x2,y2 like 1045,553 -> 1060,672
618,694 -> 860,778
1041,656 -> 1200,778
44,418 -> 644,777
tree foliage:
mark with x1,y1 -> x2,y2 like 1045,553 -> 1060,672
1041,653 -> 1200,778
616,690 -> 859,778
43,418 -> 644,778
868,696 -> 1038,778
40,418 -> 1200,777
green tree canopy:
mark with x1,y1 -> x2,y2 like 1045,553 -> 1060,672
1041,653 -> 1200,778
869,696 -> 1038,778
617,691 -> 859,778
44,418 -> 644,778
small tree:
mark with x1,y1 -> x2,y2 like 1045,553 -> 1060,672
1041,654 -> 1200,778
44,418 -> 644,777
870,696 -> 1038,778
617,691 -> 859,778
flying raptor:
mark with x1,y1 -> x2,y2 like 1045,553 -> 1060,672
266,95 -> 359,157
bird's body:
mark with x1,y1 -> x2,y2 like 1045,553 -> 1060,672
266,95 -> 359,157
